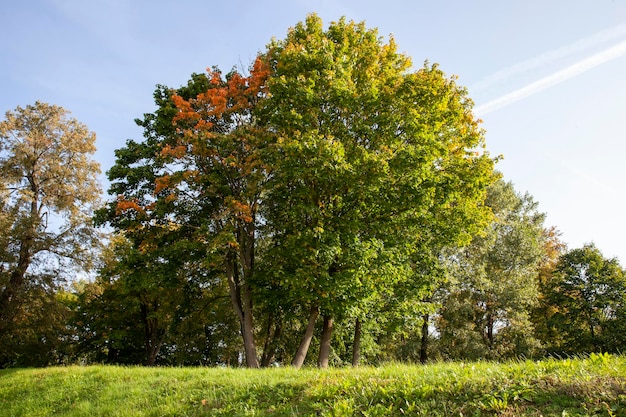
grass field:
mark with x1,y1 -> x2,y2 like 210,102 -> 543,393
1,353 -> 625,416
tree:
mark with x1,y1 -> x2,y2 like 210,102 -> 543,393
259,14 -> 496,368
100,15 -> 495,368
531,226 -> 567,350
435,179 -> 546,360
166,59 -> 271,368
541,244 -> 626,355
0,102 -> 101,366
99,62 -> 271,368
70,233 -> 238,366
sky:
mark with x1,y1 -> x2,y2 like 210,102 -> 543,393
1,0 -> 625,263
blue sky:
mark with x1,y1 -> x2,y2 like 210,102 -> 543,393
2,0 -> 625,262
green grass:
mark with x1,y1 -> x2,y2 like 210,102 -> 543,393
1,353 -> 625,416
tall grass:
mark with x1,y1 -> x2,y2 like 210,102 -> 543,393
1,354 -> 625,416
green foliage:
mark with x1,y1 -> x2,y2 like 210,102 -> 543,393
436,179 -> 546,360
258,14 -> 496,365
95,14 -> 497,368
2,357 -> 626,416
70,234 -> 242,366
0,275 -> 74,367
541,244 -> 626,355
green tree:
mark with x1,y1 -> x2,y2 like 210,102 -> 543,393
0,102 -> 101,366
542,244 -> 626,355
99,15 -> 496,368
71,234 -> 238,366
531,226 -> 567,352
99,62 -> 271,367
435,179 -> 546,360
259,14 -> 496,368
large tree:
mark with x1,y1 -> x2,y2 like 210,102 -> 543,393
259,15 -> 496,368
0,102 -> 101,365
101,15 -> 496,368
100,62 -> 271,368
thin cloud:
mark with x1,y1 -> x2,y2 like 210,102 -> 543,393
475,39 -> 626,115
471,24 -> 626,93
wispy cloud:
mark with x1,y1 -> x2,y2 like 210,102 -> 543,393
472,24 -> 626,94
475,39 -> 626,115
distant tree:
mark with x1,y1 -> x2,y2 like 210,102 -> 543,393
541,244 -> 626,355
435,179 -> 546,360
531,226 -> 567,350
0,102 -> 101,367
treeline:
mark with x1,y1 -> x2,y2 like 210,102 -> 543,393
1,15 -> 625,368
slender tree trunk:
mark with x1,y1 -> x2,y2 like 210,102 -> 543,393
240,283 -> 259,368
240,222 -> 260,368
261,315 -> 282,367
225,256 -> 259,368
486,312 -> 494,349
352,318 -> 362,367
318,315 -> 334,368
420,313 -> 429,364
292,305 -> 319,369
588,308 -> 597,350
226,259 -> 244,324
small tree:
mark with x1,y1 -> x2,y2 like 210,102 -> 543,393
0,102 -> 101,366
542,244 -> 626,355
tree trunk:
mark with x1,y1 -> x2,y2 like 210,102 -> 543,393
0,180 -> 39,327
0,235 -> 34,325
318,315 -> 334,368
225,256 -> 259,368
292,305 -> 319,369
261,315 -> 282,367
352,318 -> 362,367
240,283 -> 259,368
140,302 -> 166,366
486,312 -> 494,349
420,313 -> 429,364
588,308 -> 597,350
240,222 -> 260,368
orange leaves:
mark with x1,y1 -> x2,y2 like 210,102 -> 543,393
165,193 -> 178,203
154,174 -> 171,194
160,144 -> 187,159
225,196 -> 253,223
197,87 -> 228,118
115,197 -> 144,215
171,57 -> 270,135
171,94 -> 200,126
248,57 -> 270,95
